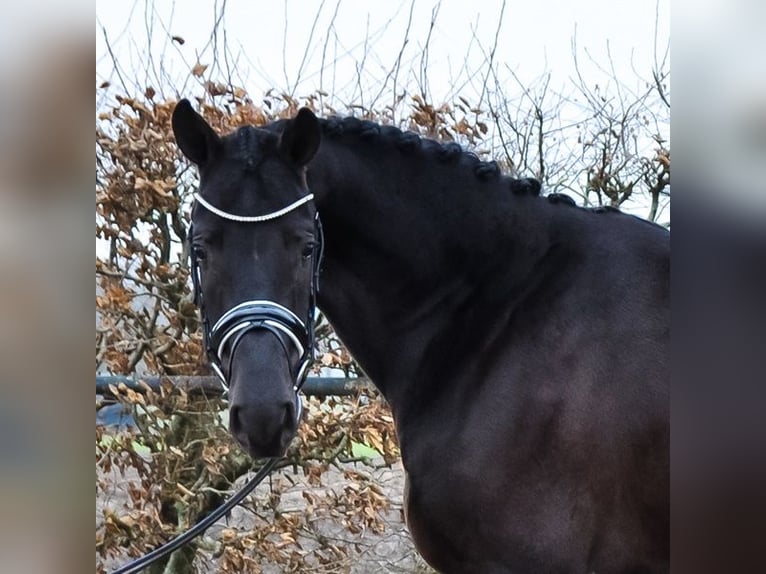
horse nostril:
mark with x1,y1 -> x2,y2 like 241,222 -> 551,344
283,400 -> 295,426
229,405 -> 243,433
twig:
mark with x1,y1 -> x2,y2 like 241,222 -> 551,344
100,26 -> 129,95
292,0 -> 329,97
477,0 -> 507,110
319,0 -> 343,111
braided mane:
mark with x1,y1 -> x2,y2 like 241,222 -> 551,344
317,116 -> 543,197
264,113 -> 611,210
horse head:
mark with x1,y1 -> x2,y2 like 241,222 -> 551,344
172,100 -> 322,457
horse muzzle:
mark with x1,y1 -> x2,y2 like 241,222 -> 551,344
228,392 -> 298,457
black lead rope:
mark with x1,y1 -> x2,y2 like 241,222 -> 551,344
111,458 -> 278,574
110,212 -> 323,574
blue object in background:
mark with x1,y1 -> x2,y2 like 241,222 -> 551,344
97,402 -> 135,429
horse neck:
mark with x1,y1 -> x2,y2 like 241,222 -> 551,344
308,133 -> 561,406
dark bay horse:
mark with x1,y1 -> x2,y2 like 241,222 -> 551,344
172,100 -> 669,574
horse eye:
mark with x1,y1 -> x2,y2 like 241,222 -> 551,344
302,243 -> 315,258
192,245 -> 207,260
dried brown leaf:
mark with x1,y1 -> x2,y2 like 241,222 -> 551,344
191,62 -> 208,77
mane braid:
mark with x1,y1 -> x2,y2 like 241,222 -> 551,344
316,116 -> 533,191
546,192 -> 577,207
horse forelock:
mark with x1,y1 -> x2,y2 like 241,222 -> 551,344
231,125 -> 275,170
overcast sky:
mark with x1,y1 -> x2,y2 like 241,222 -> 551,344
96,0 -> 669,109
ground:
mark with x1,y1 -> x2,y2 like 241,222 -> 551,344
97,457 -> 434,573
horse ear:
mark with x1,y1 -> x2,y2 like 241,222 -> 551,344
172,99 -> 221,165
279,107 -> 320,167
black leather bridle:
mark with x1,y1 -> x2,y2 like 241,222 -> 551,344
111,192 -> 323,574
190,198 -> 324,420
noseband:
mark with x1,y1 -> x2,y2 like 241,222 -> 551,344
189,191 -> 323,423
